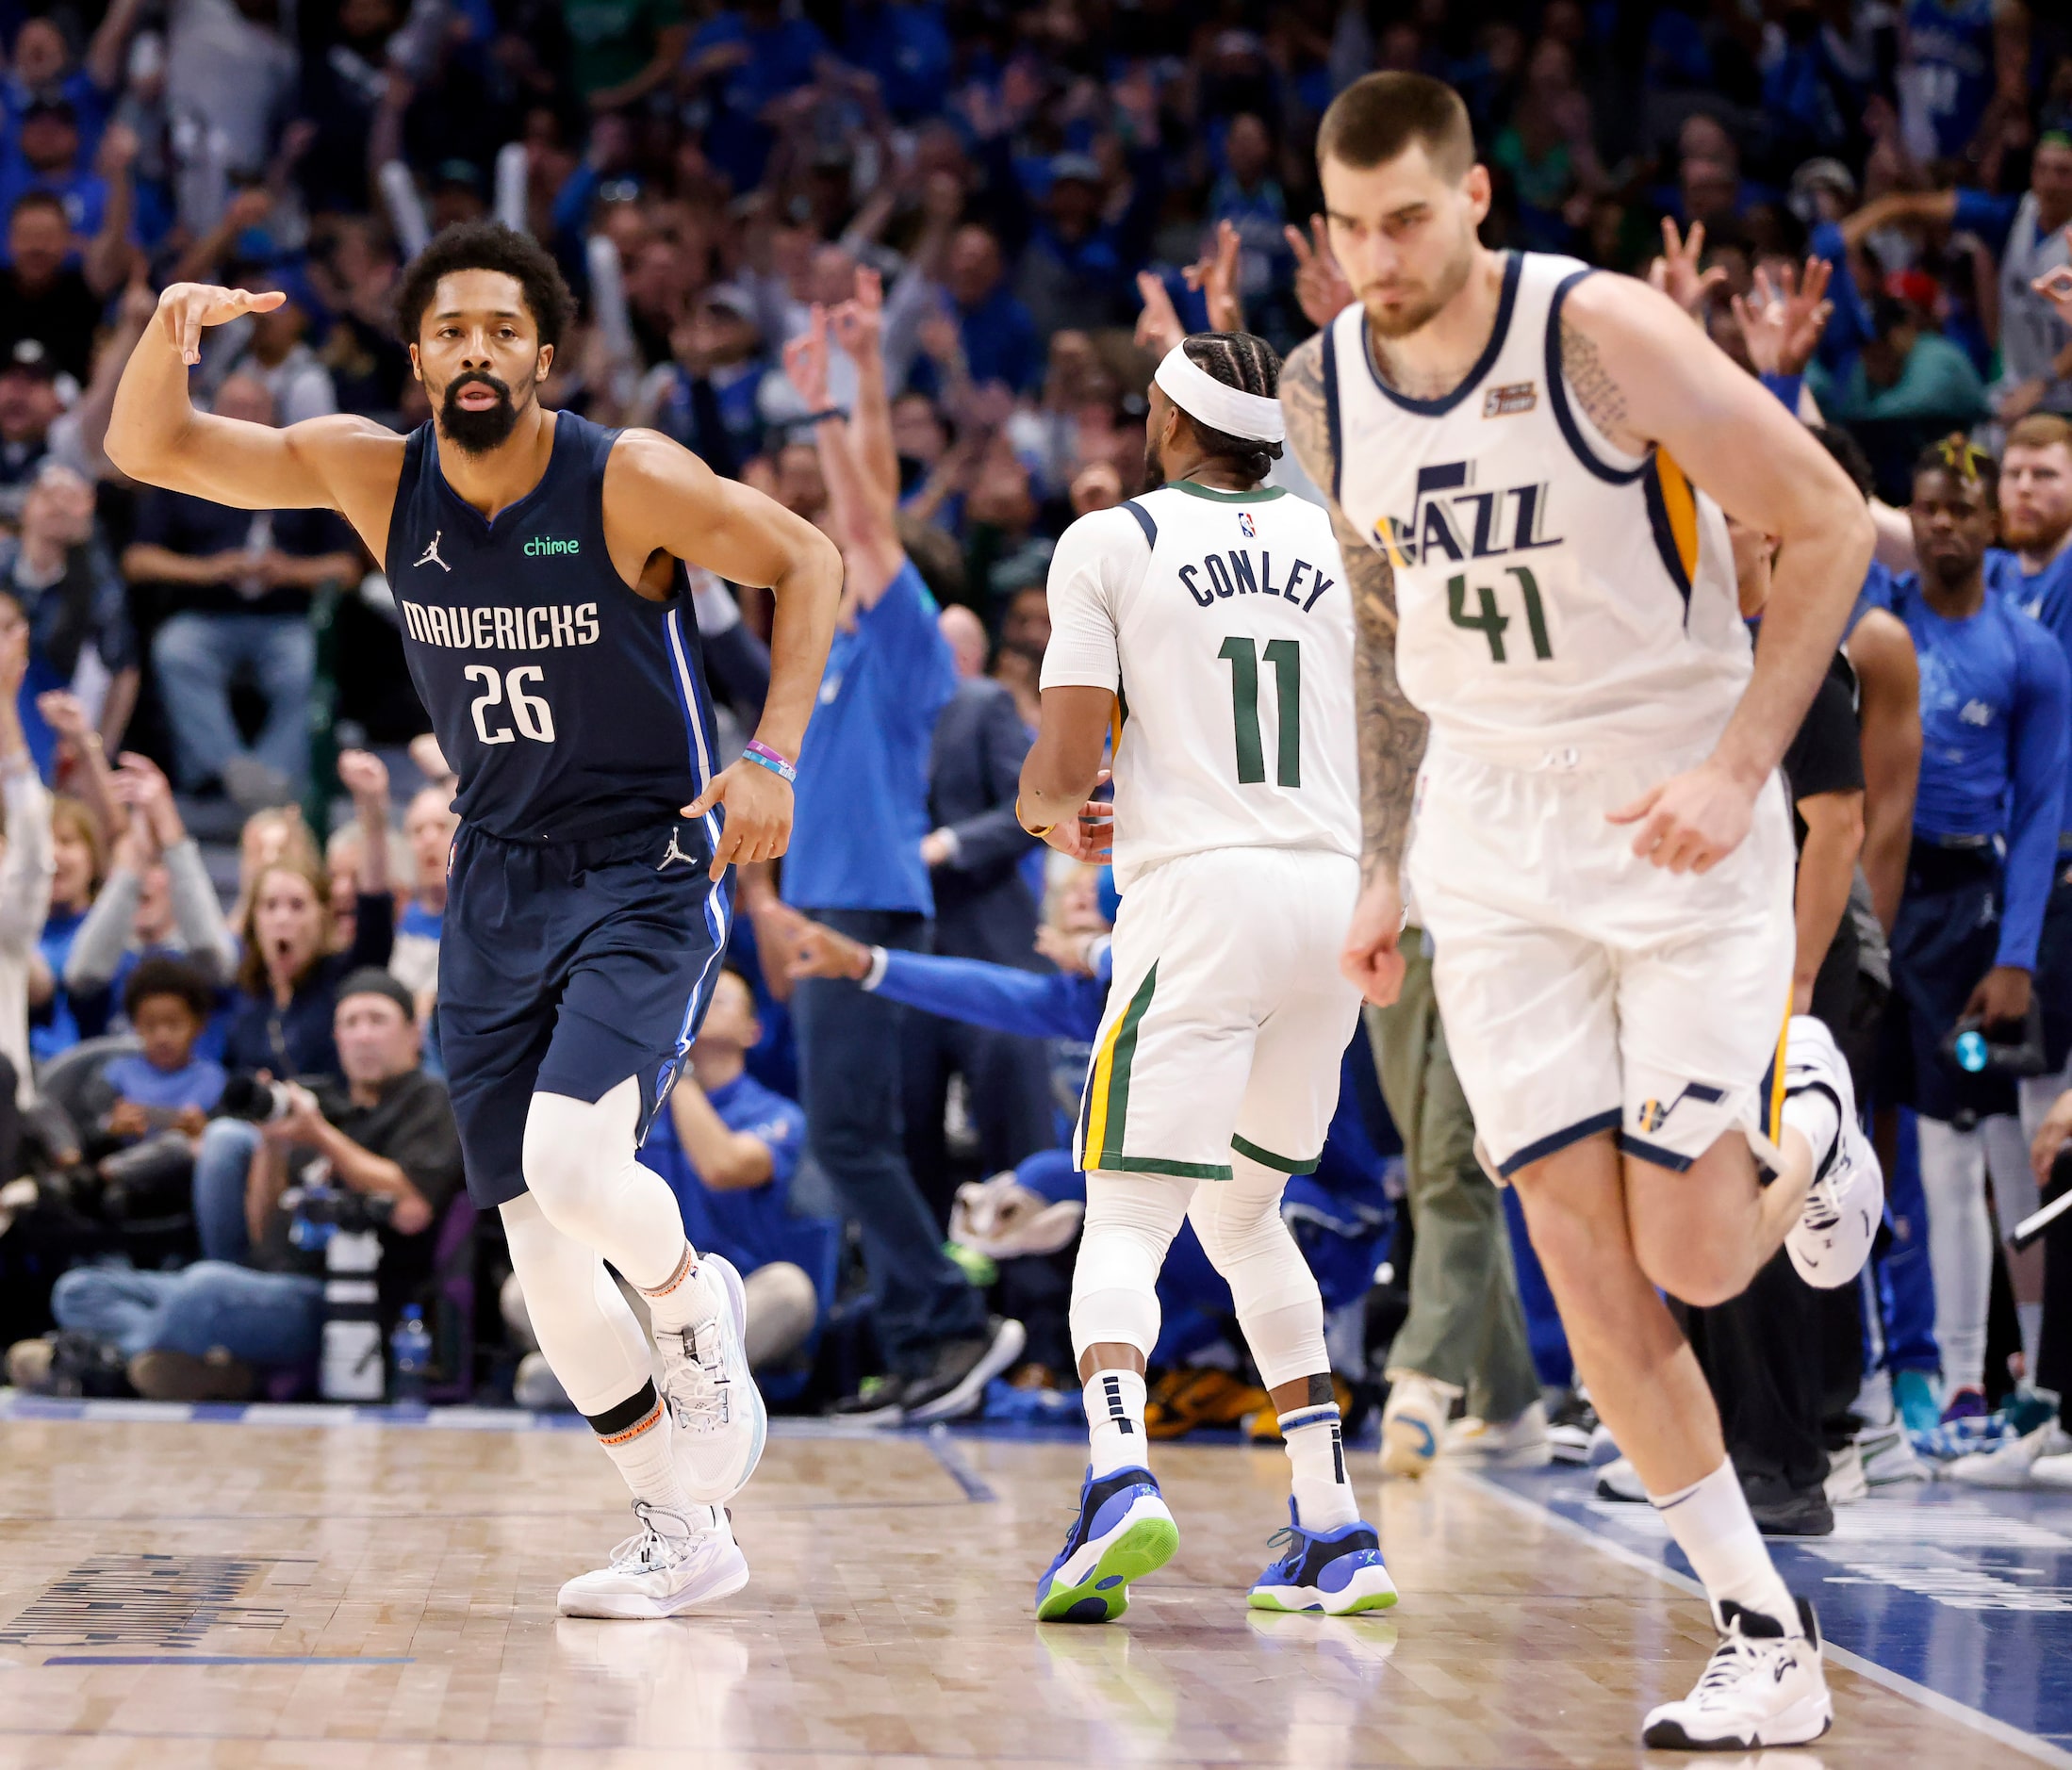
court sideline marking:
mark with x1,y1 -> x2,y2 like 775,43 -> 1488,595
1467,1471 -> 2072,1768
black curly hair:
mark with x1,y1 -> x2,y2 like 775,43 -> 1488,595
123,954 -> 216,1024
392,221 -> 576,352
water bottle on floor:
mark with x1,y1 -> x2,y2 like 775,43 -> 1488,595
390,1305 -> 432,1405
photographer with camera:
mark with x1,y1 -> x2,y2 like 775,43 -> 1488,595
14,969 -> 462,1401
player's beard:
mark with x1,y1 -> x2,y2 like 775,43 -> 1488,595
439,370 -> 524,454
1143,434 -> 1164,487
1361,229 -> 1476,341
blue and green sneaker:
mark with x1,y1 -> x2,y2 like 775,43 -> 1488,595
1035,1466 -> 1178,1623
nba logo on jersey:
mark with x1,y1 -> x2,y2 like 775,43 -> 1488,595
1239,512 -> 1257,538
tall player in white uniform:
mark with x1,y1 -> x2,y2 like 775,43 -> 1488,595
1283,77 -> 1883,1747
1018,333 -> 1397,1622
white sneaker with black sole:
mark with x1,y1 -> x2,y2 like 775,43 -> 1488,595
556,1502 -> 749,1618
1642,1597 -> 1832,1750
1779,1016 -> 1883,1289
659,1254 -> 767,1503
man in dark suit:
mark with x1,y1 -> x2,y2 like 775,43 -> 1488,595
904,623 -> 1058,1216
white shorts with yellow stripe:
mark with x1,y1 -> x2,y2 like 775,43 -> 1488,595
1406,739 -> 1797,1179
1075,846 -> 1363,1182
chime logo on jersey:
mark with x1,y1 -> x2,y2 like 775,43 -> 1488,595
1239,512 -> 1257,538
1635,1080 -> 1726,1134
1379,458 -> 1564,566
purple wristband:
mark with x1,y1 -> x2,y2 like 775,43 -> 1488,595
742,739 -> 797,785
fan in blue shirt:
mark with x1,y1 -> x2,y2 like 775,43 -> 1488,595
1992,417 -> 2072,1088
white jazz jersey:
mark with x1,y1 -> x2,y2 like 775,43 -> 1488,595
1324,250 -> 1750,766
1041,480 -> 1358,892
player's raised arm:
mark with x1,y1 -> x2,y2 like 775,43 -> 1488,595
106,282 -> 398,516
612,431 -> 843,878
1280,333 -> 1427,1006
1560,273 -> 1875,872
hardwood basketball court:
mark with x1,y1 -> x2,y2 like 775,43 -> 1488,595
1,1400 -> 2065,1767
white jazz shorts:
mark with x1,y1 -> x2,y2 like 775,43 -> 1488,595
1406,741 -> 1795,1177
1075,846 -> 1363,1182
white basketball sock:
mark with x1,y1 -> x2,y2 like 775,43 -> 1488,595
1281,1402 -> 1358,1530
588,1380 -> 696,1515
1083,1368 -> 1148,1477
1650,1458 -> 1799,1634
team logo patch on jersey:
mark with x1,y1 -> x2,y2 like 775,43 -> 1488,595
1483,381 -> 1537,418
1239,512 -> 1257,538
414,531 -> 450,572
1635,1081 -> 1727,1134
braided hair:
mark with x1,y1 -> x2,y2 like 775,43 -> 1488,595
1914,431 -> 1998,504
1176,332 -> 1284,483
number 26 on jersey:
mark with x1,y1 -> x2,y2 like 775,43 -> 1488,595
466,664 -> 556,745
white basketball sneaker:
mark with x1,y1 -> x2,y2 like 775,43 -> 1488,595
659,1254 -> 767,1503
1779,1016 -> 1883,1289
1642,1598 -> 1833,1750
1379,1370 -> 1459,1479
556,1502 -> 749,1618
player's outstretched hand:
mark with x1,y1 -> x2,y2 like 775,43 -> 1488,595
1340,872 -> 1406,1007
156,282 -> 287,367
784,913 -> 873,982
1607,760 -> 1754,874
683,757 -> 792,879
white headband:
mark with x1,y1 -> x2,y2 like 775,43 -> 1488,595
1153,343 -> 1285,444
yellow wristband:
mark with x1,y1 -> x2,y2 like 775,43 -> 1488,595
1015,795 -> 1054,839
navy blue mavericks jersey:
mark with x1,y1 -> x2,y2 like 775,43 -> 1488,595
385,410 -> 722,845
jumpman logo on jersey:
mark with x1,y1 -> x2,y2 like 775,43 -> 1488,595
415,531 -> 451,572
656,826 -> 698,873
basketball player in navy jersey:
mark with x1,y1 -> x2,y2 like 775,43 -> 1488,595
106,223 -> 843,1618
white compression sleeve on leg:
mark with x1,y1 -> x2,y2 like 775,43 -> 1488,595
1187,1153 -> 1326,1391
1916,1115 -> 1992,1394
501,1193 -> 692,1514
1069,1172 -> 1193,1364
522,1077 -> 694,1299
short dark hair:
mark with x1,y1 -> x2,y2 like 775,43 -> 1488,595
392,221 -> 576,352
1912,432 -> 1998,505
8,189 -> 66,228
337,965 -> 417,1023
1807,424 -> 1874,500
1316,73 -> 1473,179
1176,331 -> 1284,484
123,955 -> 215,1024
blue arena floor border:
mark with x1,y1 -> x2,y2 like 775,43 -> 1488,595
1479,1463 -> 2072,1764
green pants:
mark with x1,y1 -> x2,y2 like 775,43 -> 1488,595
1366,935 -> 1540,1422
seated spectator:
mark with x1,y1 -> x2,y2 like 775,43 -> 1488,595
19,969 -> 462,1400
0,148 -> 132,387
389,783 -> 456,1015
123,373 -> 361,806
0,461 -> 136,778
80,956 -> 226,1153
64,751 -> 239,1014
227,803 -> 323,936
1811,293 -> 1988,434
0,336 -> 67,514
222,752 -> 396,1084
198,272 -> 339,428
29,792 -> 108,1061
502,966 -> 823,1405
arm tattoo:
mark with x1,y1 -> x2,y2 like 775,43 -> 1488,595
1280,336 -> 1428,883
1558,315 -> 1630,443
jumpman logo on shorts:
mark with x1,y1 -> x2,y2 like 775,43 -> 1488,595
656,826 -> 697,873
415,531 -> 450,572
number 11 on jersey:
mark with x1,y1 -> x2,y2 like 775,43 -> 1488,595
1219,635 -> 1301,788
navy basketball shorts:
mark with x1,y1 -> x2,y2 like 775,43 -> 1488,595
438,818 -> 732,1208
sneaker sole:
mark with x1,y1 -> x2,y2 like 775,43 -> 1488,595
1380,1415 -> 1439,1479
1247,1567 -> 1400,1615
676,1254 -> 767,1504
556,1550 -> 751,1620
1036,1510 -> 1179,1624
905,1318 -> 1028,1424
1641,1693 -> 1833,1750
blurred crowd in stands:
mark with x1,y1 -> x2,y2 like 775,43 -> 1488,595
0,0 -> 2070,1511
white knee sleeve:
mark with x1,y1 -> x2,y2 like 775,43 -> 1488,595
1069,1172 -> 1193,1362
1917,1116 -> 1992,1393
1188,1154 -> 1325,1390
500,1192 -> 652,1416
520,1076 -> 689,1290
